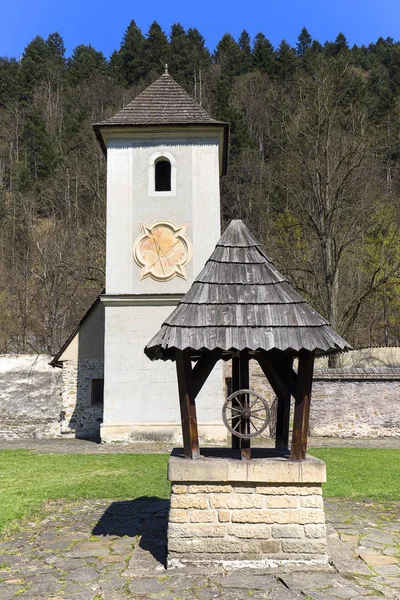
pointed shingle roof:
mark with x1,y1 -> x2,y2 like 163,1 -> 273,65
95,72 -> 224,127
144,220 -> 351,361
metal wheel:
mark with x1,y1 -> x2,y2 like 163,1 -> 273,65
222,389 -> 271,439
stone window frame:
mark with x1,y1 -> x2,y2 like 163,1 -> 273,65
148,151 -> 177,197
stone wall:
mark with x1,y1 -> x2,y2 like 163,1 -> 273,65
310,369 -> 400,438
60,359 -> 104,439
225,361 -> 400,439
168,482 -> 327,565
167,453 -> 327,567
0,354 -> 62,439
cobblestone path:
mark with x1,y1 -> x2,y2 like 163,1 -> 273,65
0,497 -> 400,599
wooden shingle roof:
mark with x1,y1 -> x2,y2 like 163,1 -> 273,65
144,220 -> 351,361
94,72 -> 224,127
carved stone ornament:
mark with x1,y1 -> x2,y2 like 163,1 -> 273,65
133,220 -> 193,281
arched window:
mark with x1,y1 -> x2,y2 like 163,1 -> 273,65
148,151 -> 176,196
155,158 -> 171,192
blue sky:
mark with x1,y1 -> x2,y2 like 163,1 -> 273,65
2,0 -> 400,59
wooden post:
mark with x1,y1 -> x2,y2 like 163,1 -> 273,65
230,351 -> 251,458
231,353 -> 240,450
275,357 -> 293,451
176,350 -> 200,459
256,353 -> 293,451
291,350 -> 314,461
239,351 -> 251,460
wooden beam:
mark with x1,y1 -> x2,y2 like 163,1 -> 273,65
231,354 -> 240,449
291,350 -> 314,461
256,353 -> 293,451
275,357 -> 293,451
239,351 -> 251,460
176,350 -> 200,459
192,352 -> 219,399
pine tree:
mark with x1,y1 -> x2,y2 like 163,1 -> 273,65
23,110 -> 59,182
238,30 -> 252,72
144,21 -> 169,76
214,33 -> 244,77
324,32 -> 349,56
275,40 -> 297,79
118,19 -> 146,86
252,33 -> 275,75
169,23 -> 189,84
0,58 -> 20,107
186,28 -> 210,72
46,32 -> 65,66
67,45 -> 107,85
20,36 -> 51,96
296,27 -> 312,57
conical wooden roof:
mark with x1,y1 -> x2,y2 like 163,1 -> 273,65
145,220 -> 351,361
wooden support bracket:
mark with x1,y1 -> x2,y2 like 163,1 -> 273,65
175,350 -> 219,459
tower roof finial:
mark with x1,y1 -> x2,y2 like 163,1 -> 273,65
165,63 -> 168,74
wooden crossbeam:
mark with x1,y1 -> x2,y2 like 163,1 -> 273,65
192,352 -> 219,399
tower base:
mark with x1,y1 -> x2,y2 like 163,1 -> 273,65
167,449 -> 328,568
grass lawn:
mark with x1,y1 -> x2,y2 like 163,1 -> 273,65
0,450 -> 170,533
0,448 -> 399,534
309,448 -> 400,500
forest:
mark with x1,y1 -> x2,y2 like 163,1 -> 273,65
1,21 -> 400,355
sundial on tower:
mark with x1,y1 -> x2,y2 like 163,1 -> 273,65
133,220 -> 192,281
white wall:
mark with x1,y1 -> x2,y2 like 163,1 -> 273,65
101,129 -> 226,443
105,134 -> 221,294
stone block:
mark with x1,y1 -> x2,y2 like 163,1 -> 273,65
190,510 -> 216,523
256,485 -> 321,495
210,494 -> 264,509
169,509 -> 187,523
304,524 -> 327,539
241,541 -> 261,553
227,524 -> 271,539
234,486 -> 256,494
170,496 -> 208,510
300,495 -> 324,508
218,510 -> 230,523
172,485 -> 187,494
271,525 -> 303,539
188,484 -> 232,494
168,454 -> 326,484
266,496 -> 299,509
231,509 -> 325,525
169,539 -> 240,554
261,540 -> 280,554
282,539 -> 327,554
168,524 -> 226,538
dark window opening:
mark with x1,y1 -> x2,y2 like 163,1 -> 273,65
155,159 -> 171,191
91,379 -> 104,406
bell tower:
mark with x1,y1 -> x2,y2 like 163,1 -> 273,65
93,71 -> 228,443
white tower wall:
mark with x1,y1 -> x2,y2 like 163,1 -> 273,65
101,130 -> 226,443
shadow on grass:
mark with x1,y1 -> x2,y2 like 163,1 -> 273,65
92,496 -> 169,565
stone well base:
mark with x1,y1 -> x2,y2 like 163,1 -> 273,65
167,448 -> 328,568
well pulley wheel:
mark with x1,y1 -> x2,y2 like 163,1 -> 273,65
222,388 -> 271,439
